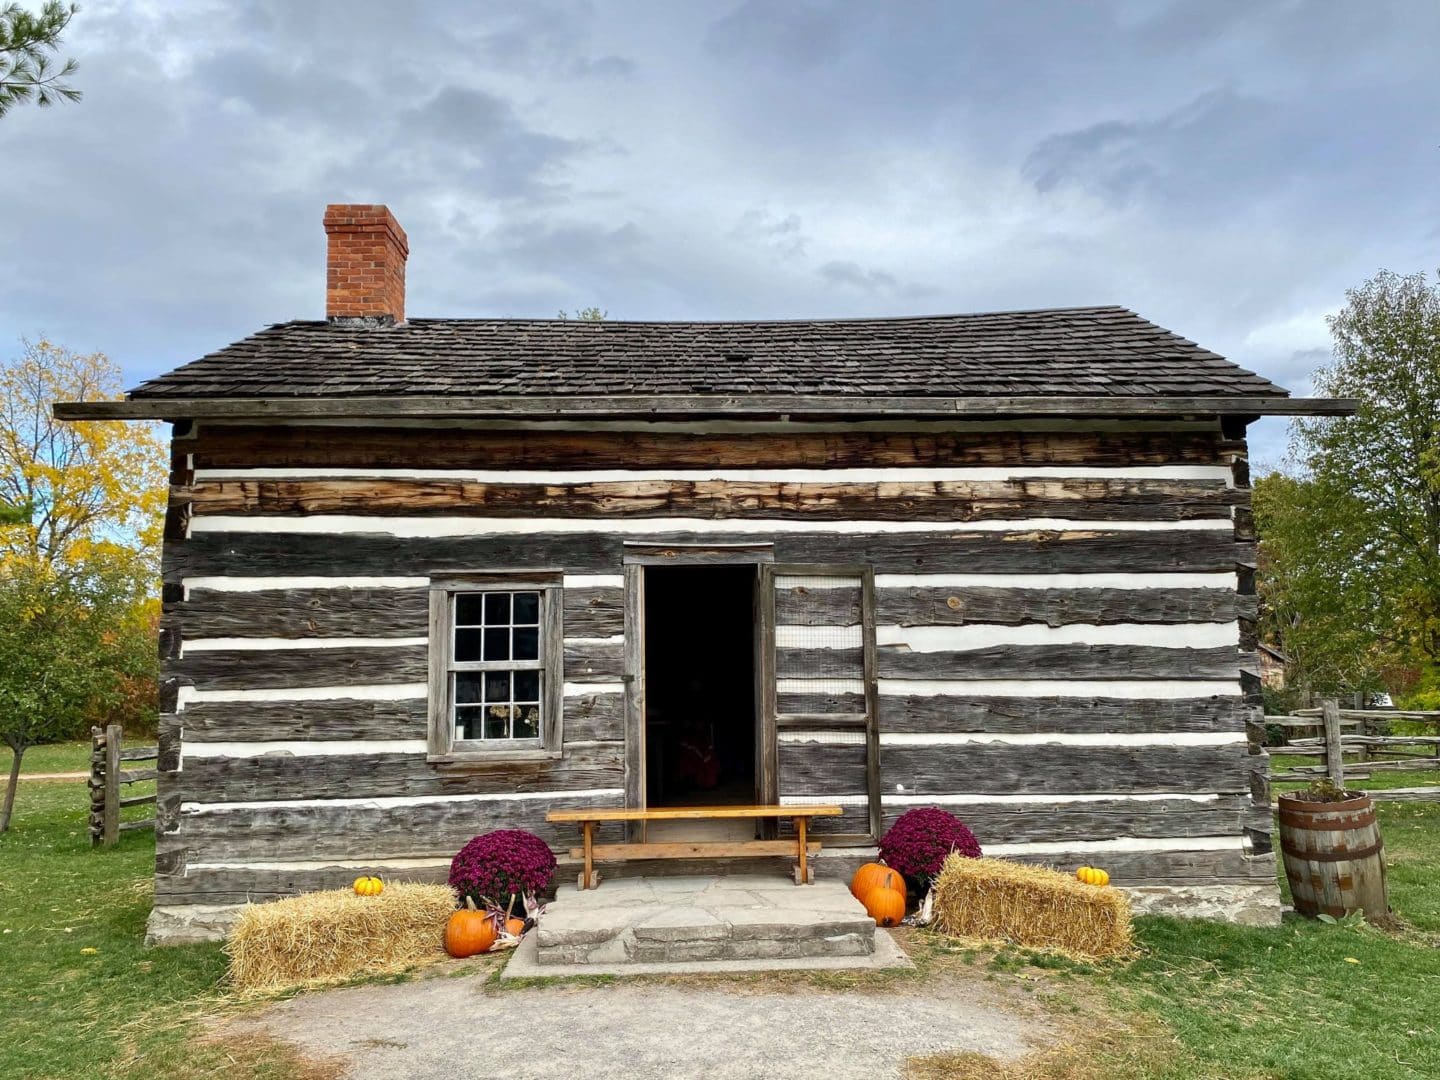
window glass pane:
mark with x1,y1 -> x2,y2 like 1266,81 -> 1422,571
455,594 -> 485,626
512,592 -> 540,625
514,669 -> 540,702
483,670 -> 512,703
456,706 -> 484,740
446,586 -> 551,746
514,705 -> 540,740
484,704 -> 512,740
455,672 -> 483,704
484,593 -> 511,625
454,628 -> 483,662
513,626 -> 539,661
482,627 -> 510,661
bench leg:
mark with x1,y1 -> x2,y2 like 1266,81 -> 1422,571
582,821 -> 595,890
796,817 -> 808,885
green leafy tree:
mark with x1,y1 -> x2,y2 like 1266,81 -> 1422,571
0,559 -> 152,832
557,307 -> 606,321
0,2 -> 80,118
1254,471 -> 1386,695
1259,269 -> 1440,698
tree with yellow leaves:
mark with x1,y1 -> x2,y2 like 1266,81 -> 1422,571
0,339 -> 166,832
1,338 -> 166,574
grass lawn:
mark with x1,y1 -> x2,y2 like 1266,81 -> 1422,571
2,761 -> 1438,1079
0,779 -> 330,1080
1093,803 -> 1440,1079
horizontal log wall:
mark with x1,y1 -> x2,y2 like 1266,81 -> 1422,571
183,476 -> 1242,522
785,586 -> 1245,627
168,528 -> 1248,578
170,741 -> 625,803
191,425 -> 1242,470
783,740 -> 1252,796
153,420 -> 1270,908
175,792 -> 626,862
777,793 -> 1271,846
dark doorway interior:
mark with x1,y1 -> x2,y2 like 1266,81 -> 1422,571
644,565 -> 757,810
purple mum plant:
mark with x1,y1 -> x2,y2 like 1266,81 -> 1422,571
449,829 -> 557,909
878,807 -> 982,889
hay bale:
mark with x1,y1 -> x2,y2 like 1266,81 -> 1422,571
226,882 -> 457,993
930,855 -> 1132,960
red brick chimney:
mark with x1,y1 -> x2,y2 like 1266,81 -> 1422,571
323,204 -> 408,324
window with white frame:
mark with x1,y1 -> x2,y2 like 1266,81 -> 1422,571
428,575 -> 562,758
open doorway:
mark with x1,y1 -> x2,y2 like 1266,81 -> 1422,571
643,564 -> 758,832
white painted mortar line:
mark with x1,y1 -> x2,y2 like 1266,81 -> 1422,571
193,465 -> 1235,484
189,515 -> 1234,537
181,787 -> 626,813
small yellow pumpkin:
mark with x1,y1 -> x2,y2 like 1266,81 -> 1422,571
1076,866 -> 1110,887
352,875 -> 384,897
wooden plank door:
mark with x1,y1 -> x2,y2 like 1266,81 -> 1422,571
764,564 -> 880,844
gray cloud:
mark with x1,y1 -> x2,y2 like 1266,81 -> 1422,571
1024,89 -> 1276,204
389,86 -> 584,201
705,1 -> 851,68
817,260 -> 898,293
732,209 -> 808,258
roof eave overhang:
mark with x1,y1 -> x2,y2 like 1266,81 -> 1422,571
52,394 -> 1360,422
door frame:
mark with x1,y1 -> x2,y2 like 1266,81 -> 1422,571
621,542 -> 775,841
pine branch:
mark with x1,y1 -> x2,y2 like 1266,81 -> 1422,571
0,2 -> 80,118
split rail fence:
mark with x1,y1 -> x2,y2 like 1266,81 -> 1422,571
89,724 -> 158,846
1254,699 -> 1440,803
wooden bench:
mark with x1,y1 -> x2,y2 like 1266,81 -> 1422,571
546,804 -> 842,889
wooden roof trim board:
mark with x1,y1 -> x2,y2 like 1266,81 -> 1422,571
55,393 -> 1357,421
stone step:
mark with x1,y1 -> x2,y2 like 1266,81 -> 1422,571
535,875 -> 876,966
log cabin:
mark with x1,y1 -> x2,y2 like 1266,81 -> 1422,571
57,204 -> 1355,943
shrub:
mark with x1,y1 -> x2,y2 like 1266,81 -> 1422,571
878,807 -> 982,888
448,829 -> 557,908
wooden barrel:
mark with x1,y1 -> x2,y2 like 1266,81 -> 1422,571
1277,792 -> 1388,919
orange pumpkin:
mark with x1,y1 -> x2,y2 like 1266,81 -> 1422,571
504,916 -> 526,938
863,884 -> 907,927
851,864 -> 907,908
851,862 -> 903,901
445,898 -> 497,958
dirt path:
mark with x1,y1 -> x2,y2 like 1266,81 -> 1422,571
227,968 -> 1052,1079
17,771 -> 86,781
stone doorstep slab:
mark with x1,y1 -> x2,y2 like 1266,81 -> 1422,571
628,932 -> 875,964
535,875 -> 877,965
508,927 -> 914,979
537,915 -> 877,962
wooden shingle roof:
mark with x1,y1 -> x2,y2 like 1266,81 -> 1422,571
127,306 -> 1285,401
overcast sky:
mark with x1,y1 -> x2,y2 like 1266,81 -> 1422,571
4,0 -> 1437,464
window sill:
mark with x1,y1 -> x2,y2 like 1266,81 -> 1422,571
428,749 -> 561,771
